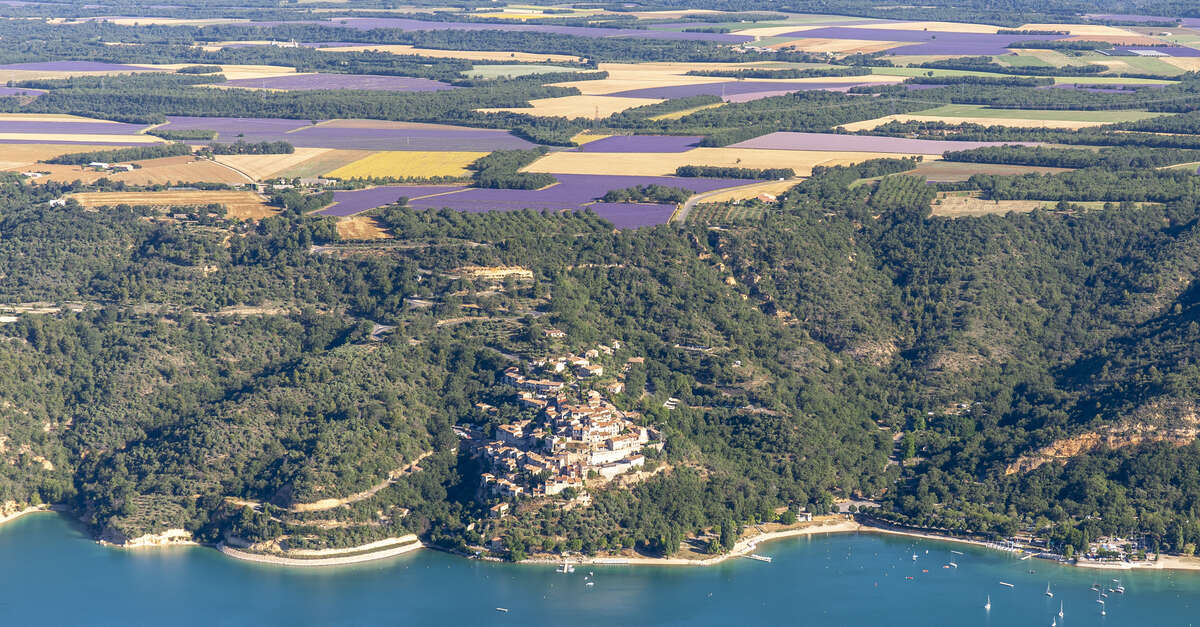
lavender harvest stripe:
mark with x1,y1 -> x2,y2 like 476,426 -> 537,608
219,73 -> 457,92
0,120 -> 149,134
316,185 -> 468,217
730,132 -> 1039,153
576,135 -> 702,153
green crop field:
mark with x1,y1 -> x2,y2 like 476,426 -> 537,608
464,64 -> 578,78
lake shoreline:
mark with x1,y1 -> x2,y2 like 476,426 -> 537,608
6,504 -> 1200,572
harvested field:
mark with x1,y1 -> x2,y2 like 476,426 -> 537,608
478,95 -> 664,118
649,102 -> 726,121
838,114 -> 1101,131
730,132 -> 1035,153
213,148 -> 334,181
930,193 -> 1159,217
12,155 -> 251,186
0,143 -> 146,170
139,63 -> 298,81
523,148 -> 943,177
0,133 -> 160,145
576,135 -> 702,152
464,64 -> 580,79
272,149 -> 371,179
318,44 -> 584,63
336,216 -> 392,240
1017,23 -> 1143,37
570,131 -> 611,145
68,191 -> 275,220
691,179 -> 802,204
1164,58 -> 1200,72
901,160 -> 1071,182
325,151 -> 485,179
609,79 -> 887,100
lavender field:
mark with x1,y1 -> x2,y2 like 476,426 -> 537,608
1114,46 -> 1200,57
576,135 -> 702,153
218,73 -> 457,92
0,87 -> 44,96
730,132 -> 1038,153
315,174 -> 752,227
781,27 -> 1068,55
0,61 -> 154,72
585,202 -> 676,229
0,120 -> 150,134
158,116 -> 534,150
316,185 -> 468,217
611,80 -> 870,100
247,17 -> 754,43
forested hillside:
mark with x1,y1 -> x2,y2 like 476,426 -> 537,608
3,154 -> 1200,557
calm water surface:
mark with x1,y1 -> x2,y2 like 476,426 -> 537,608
2,514 -> 1197,626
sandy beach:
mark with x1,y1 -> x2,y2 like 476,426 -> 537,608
0,504 -> 51,527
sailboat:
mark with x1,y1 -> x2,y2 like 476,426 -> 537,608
1052,618 -> 1057,627
1113,578 -> 1125,594
1045,583 -> 1054,598
984,595 -> 991,611
1059,601 -> 1064,618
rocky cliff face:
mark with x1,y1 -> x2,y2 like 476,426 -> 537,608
99,526 -> 194,547
1005,401 -> 1200,475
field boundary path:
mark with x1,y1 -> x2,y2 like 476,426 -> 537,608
672,180 -> 796,223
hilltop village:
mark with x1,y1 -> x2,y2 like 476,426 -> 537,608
470,343 -> 661,515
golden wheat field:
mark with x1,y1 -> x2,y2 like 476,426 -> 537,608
69,191 -> 275,220
649,103 -> 726,121
15,156 -> 251,185
336,216 -> 392,240
523,148 -> 943,177
478,95 -> 664,118
139,64 -> 298,81
0,143 -> 146,170
570,131 -> 611,145
326,151 -> 486,179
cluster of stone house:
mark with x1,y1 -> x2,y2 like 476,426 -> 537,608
479,353 -> 657,503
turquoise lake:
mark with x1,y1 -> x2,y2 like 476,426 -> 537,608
2,513 -> 1198,626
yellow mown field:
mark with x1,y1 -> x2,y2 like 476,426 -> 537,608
0,143 -> 147,170
326,151 -> 486,179
336,216 -> 392,240
213,148 -> 334,181
693,179 -> 804,204
523,148 -> 943,177
479,95 -> 664,118
838,114 -> 1113,132
68,191 -> 276,220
